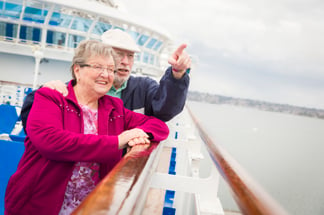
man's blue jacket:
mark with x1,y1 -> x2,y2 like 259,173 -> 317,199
122,67 -> 189,121
21,67 -> 189,131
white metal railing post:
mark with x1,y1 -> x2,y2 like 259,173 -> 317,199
32,48 -> 43,89
148,108 -> 225,215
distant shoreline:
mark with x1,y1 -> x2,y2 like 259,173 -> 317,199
187,91 -> 324,120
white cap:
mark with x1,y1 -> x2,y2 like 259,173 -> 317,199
101,29 -> 141,53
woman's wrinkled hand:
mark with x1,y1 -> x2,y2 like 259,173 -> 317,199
118,128 -> 150,149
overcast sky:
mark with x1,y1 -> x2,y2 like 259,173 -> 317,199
121,0 -> 324,109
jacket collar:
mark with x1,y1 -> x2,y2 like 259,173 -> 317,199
65,80 -> 115,113
65,80 -> 78,104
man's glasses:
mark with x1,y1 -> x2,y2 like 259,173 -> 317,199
79,64 -> 115,74
113,51 -> 135,61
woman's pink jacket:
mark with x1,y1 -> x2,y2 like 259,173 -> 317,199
5,81 -> 169,215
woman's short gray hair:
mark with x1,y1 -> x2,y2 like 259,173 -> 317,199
71,40 -> 114,80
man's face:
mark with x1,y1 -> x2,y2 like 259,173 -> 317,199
112,48 -> 135,87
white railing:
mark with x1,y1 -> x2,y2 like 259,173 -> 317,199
72,107 -> 225,215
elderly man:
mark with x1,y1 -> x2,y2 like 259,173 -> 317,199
21,29 -> 191,132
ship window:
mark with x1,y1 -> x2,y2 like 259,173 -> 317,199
92,22 -> 111,35
137,34 -> 149,46
46,30 -> 66,47
68,34 -> 85,48
19,25 -> 41,43
0,21 -> 4,36
149,54 -> 155,65
23,6 -> 47,23
113,26 -> 124,31
3,2 -> 22,19
0,22 -> 17,40
129,31 -> 139,41
6,23 -> 15,38
71,17 -> 92,32
143,52 -> 149,63
134,52 -> 141,62
146,38 -> 157,49
49,12 -> 72,28
153,41 -> 162,51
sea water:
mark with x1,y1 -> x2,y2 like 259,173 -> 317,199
187,101 -> 324,215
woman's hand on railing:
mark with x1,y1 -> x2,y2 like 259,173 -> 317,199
72,141 -> 159,215
125,143 -> 151,155
118,128 -> 150,149
128,136 -> 150,147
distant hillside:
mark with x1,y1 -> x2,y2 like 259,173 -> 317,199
187,91 -> 324,120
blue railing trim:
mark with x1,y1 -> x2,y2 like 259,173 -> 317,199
163,143 -> 177,214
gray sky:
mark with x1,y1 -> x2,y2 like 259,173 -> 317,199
121,0 -> 324,109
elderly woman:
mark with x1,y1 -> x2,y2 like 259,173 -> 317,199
5,40 -> 169,215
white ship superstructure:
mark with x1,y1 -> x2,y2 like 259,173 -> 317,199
0,0 -> 173,106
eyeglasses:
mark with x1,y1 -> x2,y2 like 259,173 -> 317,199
113,51 -> 135,61
79,64 -> 115,74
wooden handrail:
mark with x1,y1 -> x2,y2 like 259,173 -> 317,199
71,106 -> 289,215
72,142 -> 159,215
187,106 -> 289,215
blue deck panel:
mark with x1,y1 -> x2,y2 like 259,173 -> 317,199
0,104 -> 18,134
0,140 -> 25,214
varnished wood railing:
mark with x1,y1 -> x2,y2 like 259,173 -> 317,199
72,142 -> 159,215
72,106 -> 290,215
186,107 -> 289,215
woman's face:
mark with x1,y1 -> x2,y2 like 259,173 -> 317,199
74,55 -> 115,98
